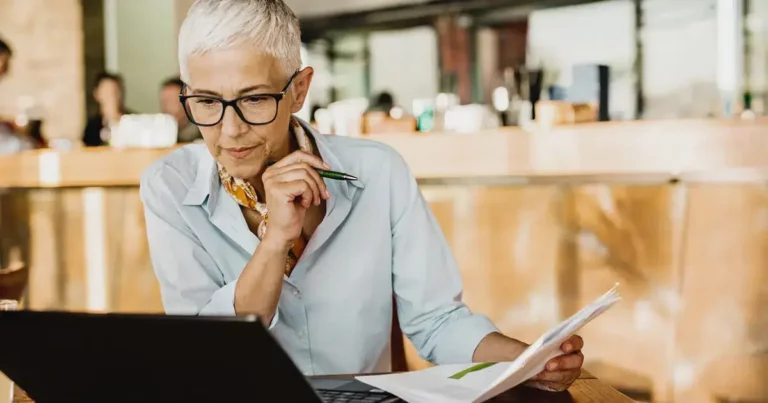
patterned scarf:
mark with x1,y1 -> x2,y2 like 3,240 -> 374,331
218,118 -> 314,276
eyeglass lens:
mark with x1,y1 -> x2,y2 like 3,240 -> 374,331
184,95 -> 278,125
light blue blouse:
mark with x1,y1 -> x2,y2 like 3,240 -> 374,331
139,121 -> 499,375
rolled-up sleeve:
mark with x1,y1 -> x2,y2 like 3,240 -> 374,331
140,162 -> 279,328
388,151 -> 499,365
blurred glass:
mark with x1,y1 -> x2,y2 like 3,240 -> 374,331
0,300 -> 18,311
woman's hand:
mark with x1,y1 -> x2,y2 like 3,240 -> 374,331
524,335 -> 585,392
260,150 -> 330,248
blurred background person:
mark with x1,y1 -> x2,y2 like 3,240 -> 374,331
362,91 -> 416,133
0,37 -> 37,154
159,76 -> 201,143
0,36 -> 14,135
82,72 -> 129,147
0,37 -> 11,80
367,91 -> 395,113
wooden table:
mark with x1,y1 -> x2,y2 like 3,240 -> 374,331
13,370 -> 631,402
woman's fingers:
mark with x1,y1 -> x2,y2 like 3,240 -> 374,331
264,161 -> 330,206
274,179 -> 315,208
561,335 -> 583,354
274,163 -> 329,201
533,368 -> 581,384
545,351 -> 584,372
270,150 -> 329,171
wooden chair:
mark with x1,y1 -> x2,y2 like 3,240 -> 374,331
391,297 -> 408,372
0,262 -> 28,302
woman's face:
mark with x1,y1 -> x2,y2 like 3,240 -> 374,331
94,79 -> 123,111
0,52 -> 10,79
185,46 -> 313,181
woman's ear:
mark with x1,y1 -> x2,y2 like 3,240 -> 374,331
290,67 -> 314,113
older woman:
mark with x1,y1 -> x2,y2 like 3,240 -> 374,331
140,0 -> 584,391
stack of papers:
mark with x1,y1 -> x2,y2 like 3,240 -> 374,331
357,284 -> 621,403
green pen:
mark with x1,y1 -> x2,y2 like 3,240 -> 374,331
315,168 -> 357,181
266,161 -> 357,181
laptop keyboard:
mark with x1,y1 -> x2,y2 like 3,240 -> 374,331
317,389 -> 396,402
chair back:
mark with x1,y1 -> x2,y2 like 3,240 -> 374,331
0,262 -> 28,301
391,296 -> 408,372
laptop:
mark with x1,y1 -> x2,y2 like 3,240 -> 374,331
0,310 -> 401,403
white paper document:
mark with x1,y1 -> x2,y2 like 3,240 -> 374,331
357,284 -> 621,403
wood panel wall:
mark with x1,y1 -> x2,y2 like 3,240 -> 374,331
0,0 -> 85,140
2,182 -> 767,402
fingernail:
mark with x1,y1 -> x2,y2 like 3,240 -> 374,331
564,343 -> 572,352
548,362 -> 558,371
325,190 -> 331,198
323,162 -> 331,169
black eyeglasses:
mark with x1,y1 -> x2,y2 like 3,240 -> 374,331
179,71 -> 299,127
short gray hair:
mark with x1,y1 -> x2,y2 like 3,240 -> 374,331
178,0 -> 302,83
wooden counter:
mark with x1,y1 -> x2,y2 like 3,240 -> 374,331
2,118 -> 768,188
2,119 -> 768,403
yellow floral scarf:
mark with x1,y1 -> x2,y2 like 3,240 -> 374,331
218,118 -> 314,276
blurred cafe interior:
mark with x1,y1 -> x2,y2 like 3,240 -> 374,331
2,0 -> 768,401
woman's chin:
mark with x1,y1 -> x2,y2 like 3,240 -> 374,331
221,158 -> 264,180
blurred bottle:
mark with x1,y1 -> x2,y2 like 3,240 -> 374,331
740,92 -> 756,120
412,99 -> 435,132
433,93 -> 459,132
491,67 -> 523,126
515,67 -> 533,129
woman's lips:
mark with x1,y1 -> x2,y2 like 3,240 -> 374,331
224,146 -> 257,160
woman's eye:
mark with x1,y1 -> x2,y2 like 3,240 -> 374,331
194,99 -> 217,106
244,96 -> 265,105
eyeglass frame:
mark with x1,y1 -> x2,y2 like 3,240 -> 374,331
178,70 -> 300,127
